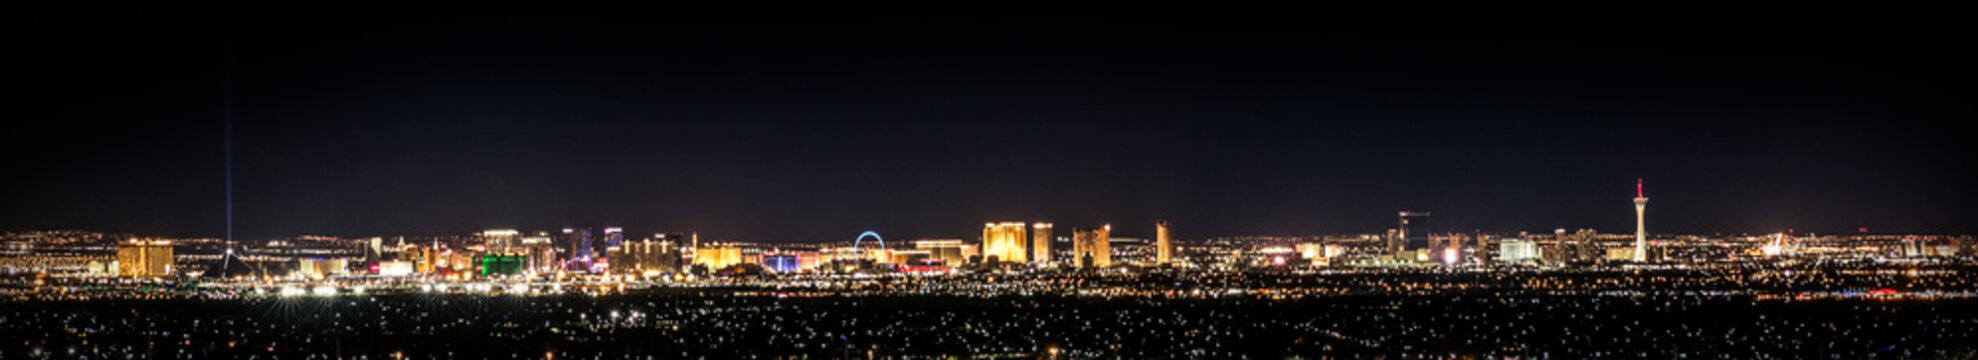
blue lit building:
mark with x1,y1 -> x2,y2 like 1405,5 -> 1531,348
763,254 -> 801,272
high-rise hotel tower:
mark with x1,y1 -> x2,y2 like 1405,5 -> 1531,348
982,222 -> 1029,264
1032,222 -> 1053,265
1073,224 -> 1112,268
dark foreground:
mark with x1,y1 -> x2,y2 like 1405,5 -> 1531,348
5,291 -> 1976,359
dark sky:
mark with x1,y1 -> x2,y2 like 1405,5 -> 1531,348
5,4 -> 1972,241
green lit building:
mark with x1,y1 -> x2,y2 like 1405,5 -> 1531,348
476,253 -> 526,276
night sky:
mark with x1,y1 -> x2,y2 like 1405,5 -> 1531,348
5,4 -> 1971,241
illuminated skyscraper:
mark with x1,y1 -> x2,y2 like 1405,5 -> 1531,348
982,222 -> 1028,264
1155,221 -> 1172,265
482,229 -> 519,253
520,235 -> 557,272
653,233 -> 687,272
1399,211 -> 1431,255
1073,224 -> 1111,268
607,236 -> 678,274
603,227 -> 625,248
562,228 -> 594,261
1032,223 -> 1053,265
1634,179 -> 1649,262
557,228 -> 599,272
1553,228 -> 1571,260
599,227 -> 627,271
1561,228 -> 1599,262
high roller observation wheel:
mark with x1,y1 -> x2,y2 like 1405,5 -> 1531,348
852,231 -> 886,261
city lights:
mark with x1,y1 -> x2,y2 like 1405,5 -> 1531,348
7,217 -> 1974,357
4,4 -> 1967,358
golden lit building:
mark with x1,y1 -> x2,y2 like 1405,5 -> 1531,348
695,247 -> 743,269
915,239 -> 968,266
410,245 -> 437,274
819,247 -> 859,265
981,222 -> 1028,264
961,244 -> 980,261
115,240 -> 174,278
867,248 -> 895,264
1607,247 -> 1637,262
1032,223 -> 1054,265
296,258 -> 349,279
1073,224 -> 1111,268
1296,243 -> 1324,259
1156,221 -> 1172,265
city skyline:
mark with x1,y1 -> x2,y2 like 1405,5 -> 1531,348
2,178 -> 1957,242
7,6 -> 1972,241
9,4 -> 1978,359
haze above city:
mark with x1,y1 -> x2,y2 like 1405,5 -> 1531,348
5,4 -> 1971,241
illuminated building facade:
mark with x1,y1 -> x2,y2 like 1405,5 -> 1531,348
476,254 -> 525,276
960,244 -> 980,262
1500,238 -> 1542,263
607,237 -> 680,273
982,222 -> 1028,264
377,261 -> 414,276
652,233 -> 687,271
1556,228 -> 1599,262
695,247 -> 743,269
1385,229 -> 1401,254
1297,243 -> 1325,260
763,254 -> 800,272
1551,229 -> 1572,261
795,251 -> 822,269
558,228 -> 596,271
296,258 -> 349,279
819,247 -> 859,266
603,227 -> 625,251
1073,225 -> 1111,268
115,240 -> 173,278
405,245 -> 436,274
520,235 -> 558,272
1607,247 -> 1637,261
890,249 -> 932,265
915,239 -> 967,266
866,248 -> 895,264
1156,221 -> 1172,265
482,229 -> 519,253
1032,223 -> 1053,265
